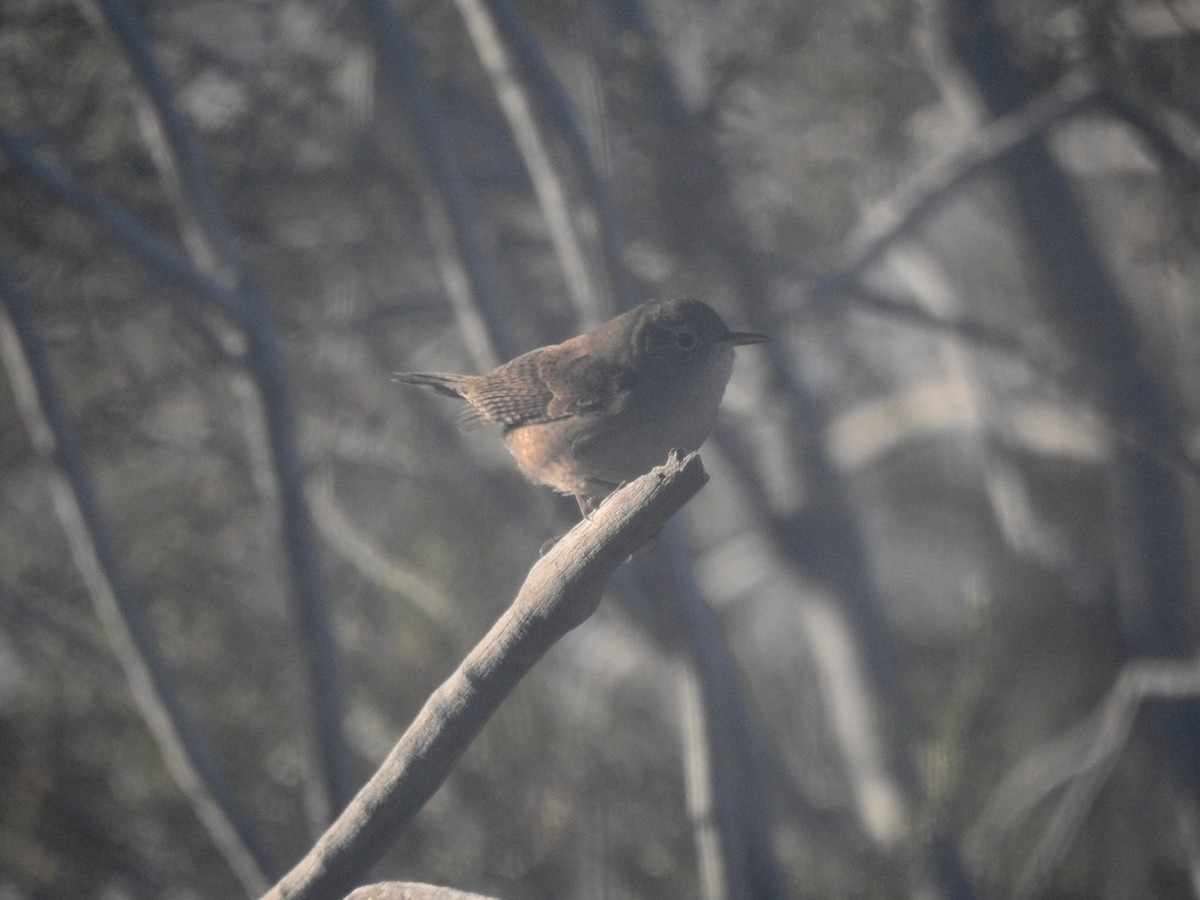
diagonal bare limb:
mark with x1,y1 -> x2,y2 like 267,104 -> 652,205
265,451 -> 709,900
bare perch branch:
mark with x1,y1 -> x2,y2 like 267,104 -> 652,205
265,451 -> 709,900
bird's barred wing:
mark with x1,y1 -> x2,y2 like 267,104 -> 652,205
464,349 -> 630,428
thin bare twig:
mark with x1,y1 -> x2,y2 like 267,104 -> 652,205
265,452 -> 709,900
309,470 -> 457,628
819,73 -> 1101,289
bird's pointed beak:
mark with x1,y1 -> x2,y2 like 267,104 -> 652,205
723,330 -> 769,346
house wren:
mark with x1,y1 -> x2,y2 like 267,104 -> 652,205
394,297 -> 767,513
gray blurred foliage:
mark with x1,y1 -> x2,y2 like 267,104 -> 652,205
1,0 -> 1199,898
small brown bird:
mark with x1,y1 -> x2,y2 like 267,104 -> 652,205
394,298 -> 767,514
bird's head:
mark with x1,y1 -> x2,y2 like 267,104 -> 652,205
632,298 -> 767,367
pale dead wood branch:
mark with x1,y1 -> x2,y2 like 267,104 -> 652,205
265,451 -> 709,900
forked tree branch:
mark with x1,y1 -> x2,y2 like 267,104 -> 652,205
265,451 -> 709,900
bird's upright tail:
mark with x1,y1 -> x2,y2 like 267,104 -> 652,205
391,371 -> 472,398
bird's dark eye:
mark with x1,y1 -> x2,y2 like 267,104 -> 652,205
674,331 -> 696,349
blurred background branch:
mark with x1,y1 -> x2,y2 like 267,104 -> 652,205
0,247 -> 276,892
81,0 -> 355,823
968,656 -> 1200,899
